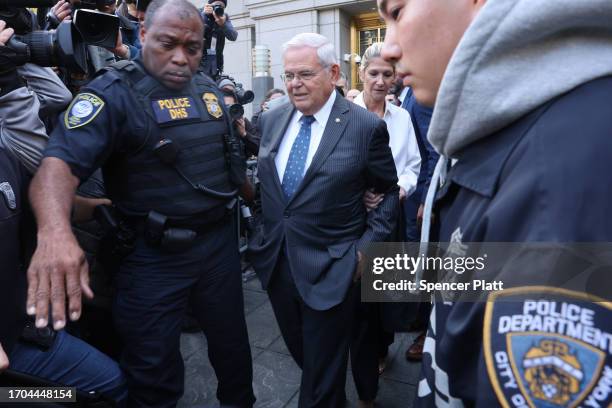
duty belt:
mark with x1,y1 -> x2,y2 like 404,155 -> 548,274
126,206 -> 230,252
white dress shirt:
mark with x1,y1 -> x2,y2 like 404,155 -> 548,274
275,90 -> 337,181
354,92 -> 421,195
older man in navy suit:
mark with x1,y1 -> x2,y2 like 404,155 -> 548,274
249,33 -> 399,407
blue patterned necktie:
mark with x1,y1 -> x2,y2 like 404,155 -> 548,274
281,115 -> 316,199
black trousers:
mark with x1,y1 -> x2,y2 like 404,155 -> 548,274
267,252 -> 358,408
350,302 -> 395,401
113,221 -> 255,408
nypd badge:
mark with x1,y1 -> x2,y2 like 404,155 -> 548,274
484,287 -> 611,408
64,93 -> 105,129
202,92 -> 223,119
0,182 -> 16,210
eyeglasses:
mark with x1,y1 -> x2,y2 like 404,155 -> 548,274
281,68 -> 325,83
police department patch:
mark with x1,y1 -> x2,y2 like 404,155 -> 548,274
64,93 -> 105,129
484,287 -> 611,408
202,92 -> 223,119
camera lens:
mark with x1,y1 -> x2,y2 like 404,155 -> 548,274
13,30 -> 55,66
213,5 -> 224,17
229,104 -> 244,120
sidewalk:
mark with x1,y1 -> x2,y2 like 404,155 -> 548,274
178,272 -> 422,407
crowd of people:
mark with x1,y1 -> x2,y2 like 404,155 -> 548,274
1,0 -> 611,407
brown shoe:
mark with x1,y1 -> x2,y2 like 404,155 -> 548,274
405,332 -> 426,361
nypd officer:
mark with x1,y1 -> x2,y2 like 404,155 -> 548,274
25,0 -> 256,406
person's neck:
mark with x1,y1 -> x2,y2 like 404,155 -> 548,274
363,92 -> 385,119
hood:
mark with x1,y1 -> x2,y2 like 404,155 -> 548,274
428,0 -> 612,157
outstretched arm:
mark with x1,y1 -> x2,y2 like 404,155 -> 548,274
27,157 -> 93,331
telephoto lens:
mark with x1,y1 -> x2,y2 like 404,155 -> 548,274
7,21 -> 88,73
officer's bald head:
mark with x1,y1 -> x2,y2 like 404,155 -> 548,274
139,0 -> 204,90
144,0 -> 203,32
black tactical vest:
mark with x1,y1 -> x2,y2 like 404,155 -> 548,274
105,61 -> 238,218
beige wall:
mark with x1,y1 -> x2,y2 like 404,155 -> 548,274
206,0 -> 374,115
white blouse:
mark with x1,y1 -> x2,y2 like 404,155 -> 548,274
353,92 -> 421,195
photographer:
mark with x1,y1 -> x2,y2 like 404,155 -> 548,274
0,19 -> 127,404
219,89 -> 256,204
221,87 -> 259,158
200,0 -> 237,79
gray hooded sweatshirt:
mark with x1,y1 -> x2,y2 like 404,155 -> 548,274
420,0 -> 612,244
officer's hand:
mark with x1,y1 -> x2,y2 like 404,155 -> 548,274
51,0 -> 72,23
0,342 -> 8,373
27,229 -> 93,331
363,189 -> 383,212
0,21 -> 14,46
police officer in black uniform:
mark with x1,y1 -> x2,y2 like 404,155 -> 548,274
25,1 -> 255,406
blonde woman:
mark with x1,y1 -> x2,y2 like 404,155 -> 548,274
352,42 -> 421,408
355,42 -> 420,203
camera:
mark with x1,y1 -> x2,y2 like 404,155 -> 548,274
235,84 -> 254,105
218,75 -> 254,105
212,4 -> 223,17
72,8 -> 119,49
228,103 -> 244,121
1,0 -> 120,74
6,21 -> 89,73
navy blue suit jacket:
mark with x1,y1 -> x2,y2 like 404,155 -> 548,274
249,94 -> 399,310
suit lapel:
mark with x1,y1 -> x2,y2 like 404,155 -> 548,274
266,104 -> 295,201
287,94 -> 350,205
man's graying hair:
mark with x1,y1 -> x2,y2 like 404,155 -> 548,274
144,0 -> 202,29
282,33 -> 339,67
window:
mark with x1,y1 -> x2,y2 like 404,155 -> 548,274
350,13 -> 386,89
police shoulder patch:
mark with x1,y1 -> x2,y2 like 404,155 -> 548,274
484,287 -> 611,408
64,93 -> 105,130
202,92 -> 223,119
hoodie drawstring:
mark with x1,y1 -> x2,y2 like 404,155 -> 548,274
416,155 -> 448,284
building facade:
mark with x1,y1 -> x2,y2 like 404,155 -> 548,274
196,0 -> 386,114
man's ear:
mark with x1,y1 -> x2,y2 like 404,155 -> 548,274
330,64 -> 340,83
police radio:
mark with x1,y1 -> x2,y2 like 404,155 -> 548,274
153,139 -> 179,165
